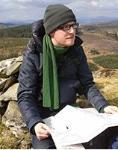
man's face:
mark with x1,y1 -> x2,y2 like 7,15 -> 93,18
51,21 -> 78,47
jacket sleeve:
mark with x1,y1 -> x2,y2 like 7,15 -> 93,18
76,46 -> 109,112
17,50 -> 43,134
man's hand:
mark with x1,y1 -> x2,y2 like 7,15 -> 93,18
104,105 -> 118,114
34,122 -> 51,140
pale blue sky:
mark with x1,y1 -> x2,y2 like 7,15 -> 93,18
0,0 -> 118,24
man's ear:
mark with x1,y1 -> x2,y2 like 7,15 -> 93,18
50,32 -> 54,37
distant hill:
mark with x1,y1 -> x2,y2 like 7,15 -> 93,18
96,20 -> 118,26
0,19 -> 118,38
0,24 -> 32,38
0,23 -> 17,29
91,16 -> 118,24
79,16 -> 118,25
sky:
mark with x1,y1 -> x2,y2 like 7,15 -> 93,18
0,0 -> 118,24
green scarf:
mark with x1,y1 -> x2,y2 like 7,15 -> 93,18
43,34 -> 68,109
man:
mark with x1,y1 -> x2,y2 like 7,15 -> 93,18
17,4 -> 118,149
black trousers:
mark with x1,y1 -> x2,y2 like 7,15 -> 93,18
32,135 -> 56,149
31,126 -> 118,149
83,126 -> 118,149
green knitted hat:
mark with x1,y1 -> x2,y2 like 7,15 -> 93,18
43,4 -> 76,34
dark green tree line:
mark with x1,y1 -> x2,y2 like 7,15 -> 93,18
0,24 -> 32,38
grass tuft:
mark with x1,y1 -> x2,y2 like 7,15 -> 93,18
93,55 -> 118,69
88,62 -> 99,71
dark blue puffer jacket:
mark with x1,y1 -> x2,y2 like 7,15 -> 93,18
17,20 -> 109,134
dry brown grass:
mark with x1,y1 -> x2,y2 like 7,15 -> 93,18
95,77 -> 118,106
0,37 -> 29,61
81,32 -> 118,59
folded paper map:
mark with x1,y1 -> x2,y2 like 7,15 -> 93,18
44,105 -> 118,148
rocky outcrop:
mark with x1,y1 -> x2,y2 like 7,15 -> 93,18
0,56 -> 31,149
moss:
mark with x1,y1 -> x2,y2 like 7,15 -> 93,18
0,121 -> 31,149
93,55 -> 118,69
0,122 -> 5,133
90,48 -> 100,55
88,62 -> 99,71
0,122 -> 20,149
0,136 -> 19,149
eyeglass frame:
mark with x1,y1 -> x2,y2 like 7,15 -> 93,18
58,22 -> 79,32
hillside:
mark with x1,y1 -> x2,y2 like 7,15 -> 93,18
80,32 -> 118,57
0,24 -> 32,37
0,22 -> 118,62
80,23 -> 118,57
0,23 -> 16,29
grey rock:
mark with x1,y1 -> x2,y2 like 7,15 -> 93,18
0,78 -> 7,91
2,101 -> 28,138
0,56 -> 22,78
6,56 -> 23,76
0,57 -> 16,78
0,83 -> 18,102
